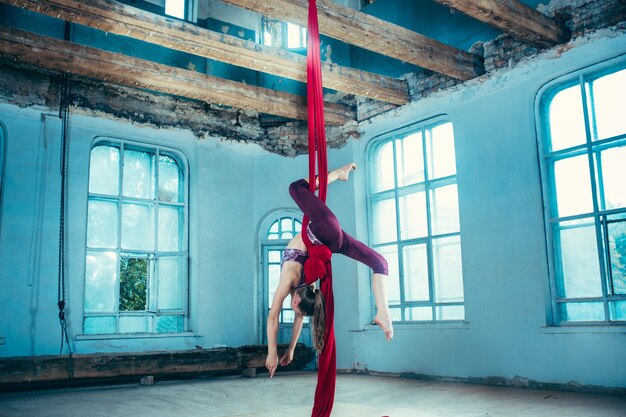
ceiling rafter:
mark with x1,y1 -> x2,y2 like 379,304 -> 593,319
432,0 -> 570,48
0,0 -> 408,105
0,25 -> 355,125
222,0 -> 485,80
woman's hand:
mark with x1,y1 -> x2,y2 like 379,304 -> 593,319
266,353 -> 279,378
279,348 -> 294,366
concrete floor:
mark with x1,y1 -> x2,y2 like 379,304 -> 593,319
1,371 -> 625,417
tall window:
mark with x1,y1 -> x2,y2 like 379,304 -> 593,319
84,141 -> 188,335
539,65 -> 626,325
262,17 -> 307,49
260,212 -> 310,344
368,120 -> 464,322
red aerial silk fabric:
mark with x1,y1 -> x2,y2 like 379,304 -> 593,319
301,1 -> 336,416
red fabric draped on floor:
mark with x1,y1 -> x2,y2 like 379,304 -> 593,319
301,1 -> 336,416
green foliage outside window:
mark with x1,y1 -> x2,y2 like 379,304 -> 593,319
119,258 -> 148,311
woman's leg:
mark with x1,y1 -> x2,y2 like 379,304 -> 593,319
289,178 -> 342,249
288,163 -> 356,251
372,273 -> 393,341
338,232 -> 393,341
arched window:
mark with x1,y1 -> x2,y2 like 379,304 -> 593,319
367,119 -> 464,322
259,210 -> 311,345
84,140 -> 188,335
538,61 -> 626,325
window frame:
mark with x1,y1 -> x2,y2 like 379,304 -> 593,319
536,56 -> 626,327
83,137 -> 190,336
164,0 -> 197,22
366,116 -> 465,323
260,16 -> 307,50
0,121 -> 5,223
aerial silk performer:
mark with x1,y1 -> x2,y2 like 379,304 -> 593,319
265,2 -> 393,416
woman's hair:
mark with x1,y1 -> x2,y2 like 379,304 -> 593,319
296,285 -> 326,351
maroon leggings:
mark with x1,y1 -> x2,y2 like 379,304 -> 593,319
289,179 -> 388,275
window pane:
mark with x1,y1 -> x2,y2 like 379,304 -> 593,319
123,149 -> 155,199
281,217 -> 294,239
158,155 -> 181,202
609,301 -> 626,321
87,199 -> 118,248
433,236 -> 464,303
263,19 -> 283,48
158,206 -> 181,252
372,198 -> 397,244
89,145 -> 119,195
406,307 -> 432,321
389,307 -> 402,321
396,132 -> 424,187
156,315 -> 183,333
553,155 -> 593,217
378,245 -> 400,304
430,184 -> 460,235
158,256 -> 183,310
282,309 -> 295,323
84,316 -> 116,334
403,244 -> 429,302
608,219 -> 626,295
591,69 -> 626,140
268,250 -> 281,263
559,302 -> 604,322
435,305 -> 464,320
268,221 -> 279,240
119,316 -> 149,333
373,141 -> 395,192
287,23 -> 302,48
165,0 -> 185,19
557,220 -> 602,298
119,257 -> 148,311
427,123 -> 456,179
399,192 -> 427,239
281,218 -> 292,232
548,85 -> 587,151
85,251 -> 118,313
121,203 -> 155,250
600,145 -> 626,210
268,264 -> 281,305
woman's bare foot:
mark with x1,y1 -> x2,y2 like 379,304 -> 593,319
374,311 -> 394,341
336,163 -> 357,182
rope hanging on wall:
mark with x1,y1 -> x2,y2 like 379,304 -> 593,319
57,20 -> 74,378
300,1 -> 335,416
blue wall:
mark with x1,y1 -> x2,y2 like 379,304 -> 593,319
0,21 -> 625,390
346,29 -> 626,389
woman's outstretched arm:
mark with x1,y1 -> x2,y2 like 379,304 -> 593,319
280,313 -> 304,366
266,278 -> 291,378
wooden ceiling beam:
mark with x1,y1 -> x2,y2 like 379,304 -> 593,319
1,0 -> 408,105
0,25 -> 355,125
432,0 -> 570,48
222,0 -> 484,80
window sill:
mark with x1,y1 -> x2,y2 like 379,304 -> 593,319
540,326 -> 626,334
354,321 -> 470,332
76,332 -> 198,341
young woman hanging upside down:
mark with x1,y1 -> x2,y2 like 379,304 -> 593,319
266,163 -> 394,378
